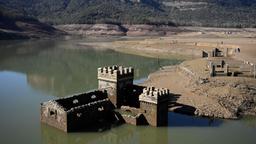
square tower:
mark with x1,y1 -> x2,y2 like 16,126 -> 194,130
98,65 -> 134,108
139,87 -> 169,126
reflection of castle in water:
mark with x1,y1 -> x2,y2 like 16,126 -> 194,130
1,41 -> 179,97
27,74 -> 56,93
41,123 -> 168,144
41,65 -> 170,132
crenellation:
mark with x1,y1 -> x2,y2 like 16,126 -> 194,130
98,65 -> 134,82
139,87 -> 170,104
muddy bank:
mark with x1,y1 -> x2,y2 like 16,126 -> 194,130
143,58 -> 256,119
78,29 -> 256,63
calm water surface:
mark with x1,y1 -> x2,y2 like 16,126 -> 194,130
0,38 -> 255,144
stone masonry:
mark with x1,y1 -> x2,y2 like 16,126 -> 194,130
41,90 -> 116,132
139,87 -> 169,126
98,65 -> 134,108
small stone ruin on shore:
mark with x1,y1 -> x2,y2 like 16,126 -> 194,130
202,48 -> 255,78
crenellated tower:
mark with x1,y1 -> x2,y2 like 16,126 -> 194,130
98,65 -> 134,108
139,87 -> 169,126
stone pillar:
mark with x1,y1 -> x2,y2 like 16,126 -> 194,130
214,48 -> 218,57
248,63 -> 253,74
251,63 -> 255,78
224,48 -> 228,57
224,64 -> 229,76
212,50 -> 215,57
210,63 -> 215,77
254,64 -> 256,79
221,60 -> 225,68
208,52 -> 211,57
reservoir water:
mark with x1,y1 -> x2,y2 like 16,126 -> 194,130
0,38 -> 255,144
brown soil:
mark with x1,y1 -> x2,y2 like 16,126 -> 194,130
143,61 -> 256,119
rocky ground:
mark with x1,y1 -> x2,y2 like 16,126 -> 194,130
143,58 -> 256,119
55,24 -> 182,36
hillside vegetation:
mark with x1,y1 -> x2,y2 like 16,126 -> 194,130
0,5 -> 64,40
0,0 -> 256,27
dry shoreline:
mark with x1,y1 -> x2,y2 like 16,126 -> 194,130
78,28 -> 256,119
143,60 -> 256,119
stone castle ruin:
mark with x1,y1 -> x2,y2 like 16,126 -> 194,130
41,65 -> 171,132
98,65 -> 134,108
200,47 -> 255,78
138,87 -> 169,126
202,48 -> 238,58
41,90 -> 116,132
208,59 -> 255,78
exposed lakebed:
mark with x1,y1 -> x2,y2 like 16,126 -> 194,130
0,38 -> 256,144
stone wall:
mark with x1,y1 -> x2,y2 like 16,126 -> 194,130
98,81 -> 118,106
66,99 -> 115,132
202,48 -> 235,58
119,106 -> 147,125
40,101 -> 68,132
41,90 -> 116,132
121,114 -> 146,125
139,87 -> 169,126
156,102 -> 168,126
140,101 -> 158,126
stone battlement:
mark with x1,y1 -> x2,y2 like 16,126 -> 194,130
98,65 -> 134,81
139,87 -> 170,104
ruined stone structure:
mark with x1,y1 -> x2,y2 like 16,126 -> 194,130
97,65 -> 134,108
97,65 -> 170,126
202,48 -> 233,58
41,65 -> 170,132
41,90 -> 116,132
139,87 -> 169,126
208,59 -> 256,78
209,60 -> 229,77
118,106 -> 146,126
202,51 -> 209,58
117,87 -> 169,126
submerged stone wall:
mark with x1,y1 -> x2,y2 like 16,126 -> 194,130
139,87 -> 169,126
40,101 -> 68,132
118,106 -> 147,125
66,98 -> 115,132
41,90 -> 116,132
